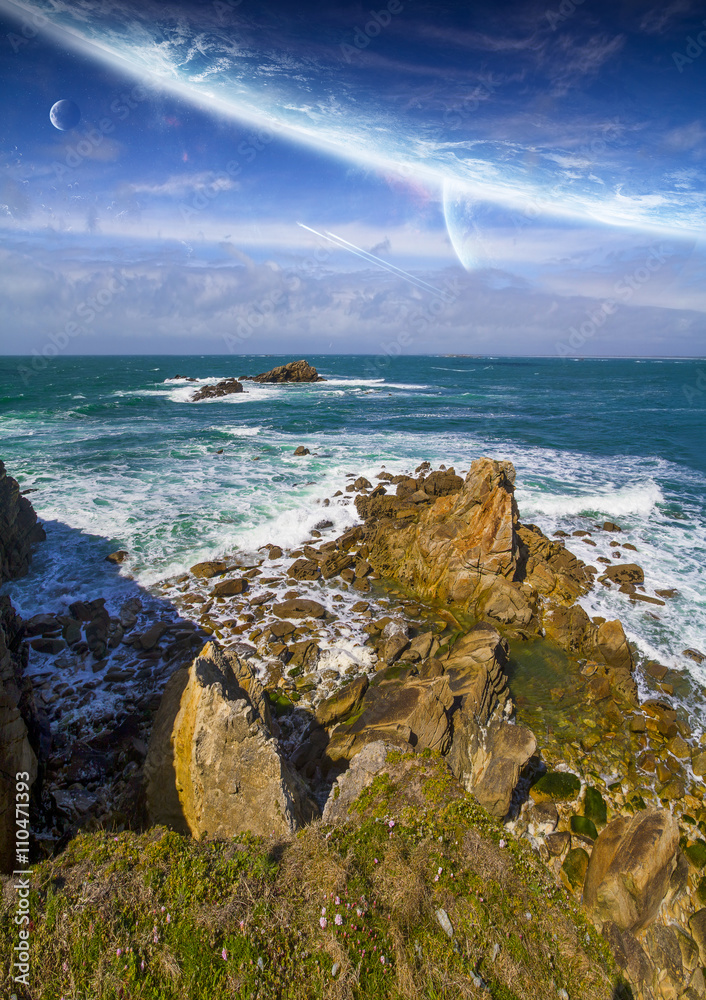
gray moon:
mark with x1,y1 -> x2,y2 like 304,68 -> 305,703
50,99 -> 81,131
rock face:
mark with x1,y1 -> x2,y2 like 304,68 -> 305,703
243,359 -> 325,383
0,460 -> 45,582
0,598 -> 39,873
449,716 -> 536,819
583,808 -> 680,932
192,378 -> 244,401
322,740 -> 399,823
144,642 -> 314,839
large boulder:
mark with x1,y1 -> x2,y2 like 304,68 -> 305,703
583,808 -> 679,932
441,623 -> 510,723
144,643 -> 313,838
0,460 -> 45,582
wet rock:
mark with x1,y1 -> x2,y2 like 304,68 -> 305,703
602,563 -> 645,585
29,636 -> 66,654
212,578 -> 248,597
683,648 -> 705,665
294,446 -> 310,456
138,622 -> 170,650
583,808 -> 679,932
320,551 -> 354,580
24,613 -> 61,637
190,560 -> 228,579
106,550 -> 129,564
602,521 -> 622,532
272,599 -> 326,619
530,771 -> 581,803
266,545 -> 283,560
287,558 -> 321,581
144,642 -> 313,838
192,378 -> 244,401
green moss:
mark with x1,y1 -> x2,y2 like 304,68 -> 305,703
531,771 -> 581,802
583,786 -> 607,828
684,840 -> 706,869
570,815 -> 598,841
562,847 -> 590,891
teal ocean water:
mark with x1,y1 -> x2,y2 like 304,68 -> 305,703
1,354 -> 705,684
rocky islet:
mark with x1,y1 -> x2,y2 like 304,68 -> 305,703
2,453 -> 706,998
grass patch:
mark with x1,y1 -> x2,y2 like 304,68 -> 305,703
1,753 -> 622,1000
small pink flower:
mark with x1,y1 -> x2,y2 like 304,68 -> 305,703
335,896 -> 340,905
321,907 -> 326,916
166,914 -> 171,923
381,955 -> 386,964
320,916 -> 328,929
116,948 -> 122,957
388,820 -> 395,829
335,914 -> 343,926
499,839 -> 506,849
239,920 -> 244,931
373,857 -> 378,864
161,906 -> 165,913
221,948 -> 227,960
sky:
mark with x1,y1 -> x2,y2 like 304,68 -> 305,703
0,0 -> 705,357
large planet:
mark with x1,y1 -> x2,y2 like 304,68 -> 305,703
49,99 -> 81,131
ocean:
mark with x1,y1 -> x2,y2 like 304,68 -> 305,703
1,354 -> 705,689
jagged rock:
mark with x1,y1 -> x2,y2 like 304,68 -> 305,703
322,740 -> 410,823
192,378 -> 244,401
320,551 -> 354,580
293,446 -> 310,455
144,642 -> 313,838
0,460 -> 45,582
583,808 -> 679,932
137,622 -> 170,650
244,360 -> 325,383
316,676 -> 369,727
106,549 -> 129,564
190,560 -> 228,579
441,624 -> 510,723
602,922 -> 655,989
448,715 -> 536,818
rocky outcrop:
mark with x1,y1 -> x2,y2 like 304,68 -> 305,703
192,378 -> 244,401
583,808 -> 680,932
0,460 -> 45,582
144,642 -> 314,839
242,359 -> 325,383
356,458 -> 633,688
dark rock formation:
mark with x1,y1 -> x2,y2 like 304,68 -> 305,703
0,461 -> 45,582
192,378 -> 245,401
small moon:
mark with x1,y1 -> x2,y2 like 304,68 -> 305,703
50,99 -> 81,131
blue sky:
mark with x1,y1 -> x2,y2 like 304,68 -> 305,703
0,0 -> 705,356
